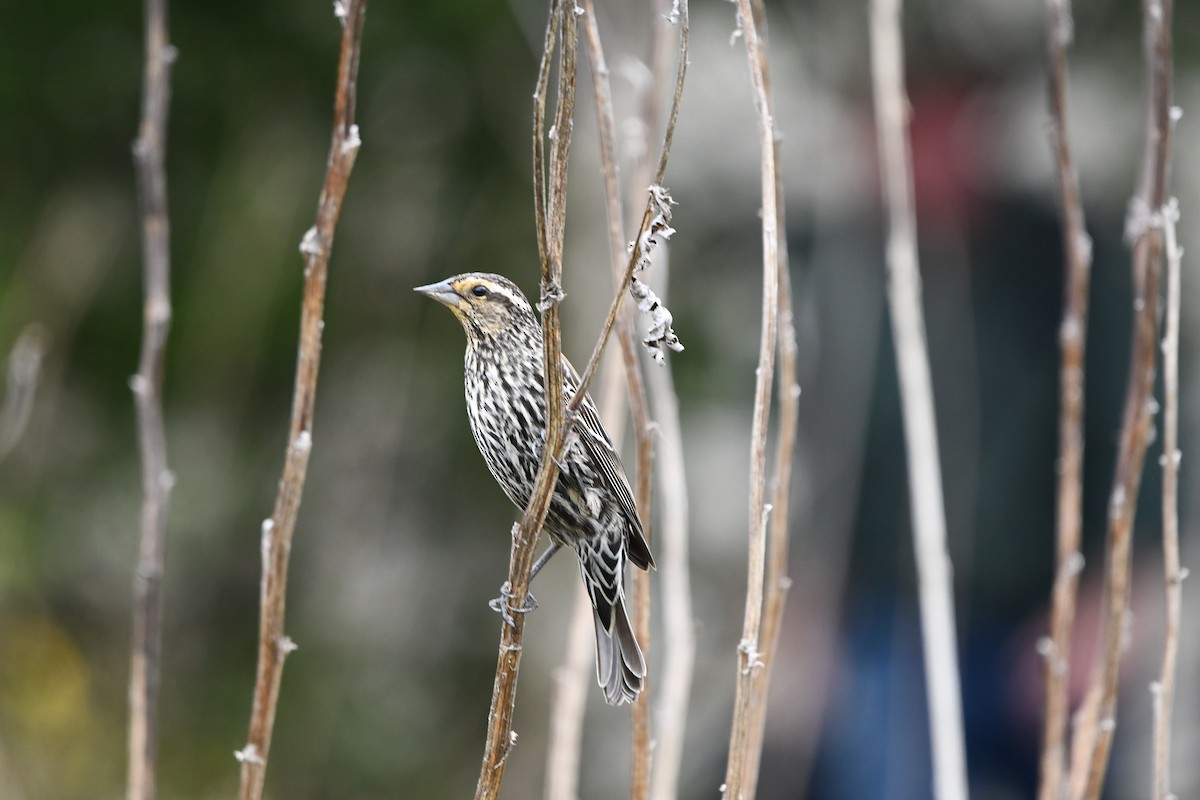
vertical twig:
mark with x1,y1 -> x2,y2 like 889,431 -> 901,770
630,7 -> 697,800
645,359 -> 693,800
608,3 -> 695,796
721,0 -> 781,796
1037,2 -> 1093,799
128,0 -> 174,796
575,4 -> 658,797
727,2 -> 800,797
544,583 -> 596,800
1070,2 -> 1174,797
1153,197 -> 1184,800
235,3 -> 366,798
475,3 -> 576,797
868,0 -> 969,798
742,142 -> 799,800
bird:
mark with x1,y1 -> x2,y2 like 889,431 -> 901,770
415,272 -> 654,705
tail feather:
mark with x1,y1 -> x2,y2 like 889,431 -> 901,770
593,595 -> 644,705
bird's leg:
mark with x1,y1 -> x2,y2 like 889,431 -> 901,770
488,542 -> 562,626
529,540 -> 561,582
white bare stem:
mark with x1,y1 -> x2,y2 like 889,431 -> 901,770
869,0 -> 968,798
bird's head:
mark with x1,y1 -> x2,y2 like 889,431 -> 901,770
414,272 -> 537,342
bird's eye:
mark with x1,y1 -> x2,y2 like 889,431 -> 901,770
471,284 -> 490,297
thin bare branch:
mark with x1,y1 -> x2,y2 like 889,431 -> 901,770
869,0 -> 969,798
475,3 -> 577,796
544,583 -> 596,800
722,2 -> 800,796
1071,2 -> 1174,797
236,4 -> 366,798
587,6 -> 693,798
645,361 -> 693,800
721,0 -> 781,795
1153,196 -> 1184,800
743,153 -> 799,800
1037,2 -> 1093,798
576,3 -> 661,795
567,0 -> 688,410
128,0 -> 174,796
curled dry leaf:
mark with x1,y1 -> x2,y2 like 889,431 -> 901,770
629,184 -> 684,363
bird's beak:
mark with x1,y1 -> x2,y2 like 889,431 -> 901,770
414,279 -> 463,309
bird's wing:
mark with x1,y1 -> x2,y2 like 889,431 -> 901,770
562,355 -> 655,570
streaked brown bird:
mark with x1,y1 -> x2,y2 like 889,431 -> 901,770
416,272 -> 653,705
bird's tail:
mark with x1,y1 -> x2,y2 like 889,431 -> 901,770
593,594 -> 645,706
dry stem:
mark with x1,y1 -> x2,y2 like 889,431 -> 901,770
544,582 -> 596,800
726,1 -> 801,796
236,4 -> 366,798
577,4 -> 660,796
721,0 -> 781,796
1153,197 -> 1183,800
1070,2 -> 1174,797
475,3 -> 576,796
869,0 -> 969,798
742,152 -> 799,800
576,5 -> 657,793
1037,2 -> 1093,798
627,5 -> 696,800
128,0 -> 174,797
645,357 -> 693,800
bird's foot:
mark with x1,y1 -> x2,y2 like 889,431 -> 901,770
489,581 -> 538,627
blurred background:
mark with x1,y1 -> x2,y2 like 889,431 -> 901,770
2,0 -> 1200,797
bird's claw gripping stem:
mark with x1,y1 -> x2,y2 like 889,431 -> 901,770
489,581 -> 538,627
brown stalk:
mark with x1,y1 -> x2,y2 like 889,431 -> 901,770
235,3 -> 366,798
723,1 -> 800,796
128,0 -> 174,797
742,133 -> 799,800
1153,197 -> 1183,800
1037,2 -> 1093,798
869,0 -> 969,797
475,3 -> 576,796
544,582 -> 597,800
721,0 -> 782,796
645,359 -> 693,800
576,4 -> 659,797
598,4 -> 696,798
1070,1 -> 1173,797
